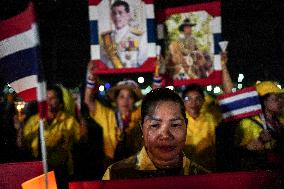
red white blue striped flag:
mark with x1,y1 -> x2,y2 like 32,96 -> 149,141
0,2 -> 40,102
217,87 -> 263,122
1,3 -> 49,187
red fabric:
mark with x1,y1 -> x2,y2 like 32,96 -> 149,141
162,70 -> 222,87
88,0 -> 100,6
143,0 -> 154,4
0,2 -> 35,40
222,110 -> 263,122
18,87 -> 37,103
217,86 -> 257,100
69,181 -> 102,189
37,100 -> 48,119
0,161 -> 43,189
156,1 -> 221,23
69,171 -> 283,189
89,0 -> 153,6
93,58 -> 156,75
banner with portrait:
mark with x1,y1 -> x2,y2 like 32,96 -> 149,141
156,1 -> 222,87
88,0 -> 156,75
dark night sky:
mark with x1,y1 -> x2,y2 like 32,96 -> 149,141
1,0 -> 284,88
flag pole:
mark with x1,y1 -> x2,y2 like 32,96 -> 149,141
259,113 -> 267,130
37,81 -> 48,189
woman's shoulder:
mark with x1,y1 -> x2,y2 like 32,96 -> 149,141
102,155 -> 137,180
187,159 -> 211,175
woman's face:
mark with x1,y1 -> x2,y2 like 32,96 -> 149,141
116,88 -> 135,114
183,90 -> 204,116
142,101 -> 187,169
47,90 -> 61,113
264,93 -> 281,114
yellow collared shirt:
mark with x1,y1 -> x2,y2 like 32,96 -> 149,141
23,111 -> 80,175
184,111 -> 218,170
90,101 -> 141,159
102,147 -> 209,180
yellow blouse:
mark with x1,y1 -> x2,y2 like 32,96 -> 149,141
184,111 -> 218,170
23,111 -> 80,175
90,101 -> 141,159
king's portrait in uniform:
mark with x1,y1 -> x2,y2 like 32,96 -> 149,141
99,0 -> 148,68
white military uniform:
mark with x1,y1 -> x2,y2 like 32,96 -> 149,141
100,25 -> 148,68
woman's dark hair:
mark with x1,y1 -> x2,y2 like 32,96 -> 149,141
47,84 -> 64,106
141,88 -> 186,124
182,84 -> 205,99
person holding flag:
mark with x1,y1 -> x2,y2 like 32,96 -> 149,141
234,81 -> 284,170
16,85 -> 80,189
0,2 -> 59,189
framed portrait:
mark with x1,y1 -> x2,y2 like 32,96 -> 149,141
88,0 -> 156,75
156,1 -> 222,87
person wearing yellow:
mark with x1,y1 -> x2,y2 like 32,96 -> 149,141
182,84 -> 218,171
103,88 -> 209,180
84,62 -> 143,167
235,81 -> 284,170
19,85 -> 80,189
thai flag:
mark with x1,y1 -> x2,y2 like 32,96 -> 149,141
1,3 -> 49,184
217,87 -> 262,122
0,2 -> 41,103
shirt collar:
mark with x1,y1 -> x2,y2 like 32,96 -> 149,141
114,25 -> 129,42
136,146 -> 190,173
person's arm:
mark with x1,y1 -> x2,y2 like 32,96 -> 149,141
221,52 -> 234,94
152,54 -> 163,90
84,61 -> 98,114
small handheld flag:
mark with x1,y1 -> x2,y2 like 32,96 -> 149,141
218,86 -> 263,122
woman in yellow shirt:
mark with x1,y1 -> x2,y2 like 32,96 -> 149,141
235,81 -> 284,170
103,88 -> 209,180
182,84 -> 219,171
84,62 -> 143,167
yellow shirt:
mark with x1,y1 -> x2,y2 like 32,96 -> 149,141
23,111 -> 80,175
202,95 -> 222,124
90,101 -> 141,159
235,116 -> 276,150
235,116 -> 263,147
184,111 -> 218,170
102,147 -> 209,180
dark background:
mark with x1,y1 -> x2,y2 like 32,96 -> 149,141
1,0 -> 284,88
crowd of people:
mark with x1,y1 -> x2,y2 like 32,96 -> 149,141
0,1 -> 283,188
1,51 -> 284,187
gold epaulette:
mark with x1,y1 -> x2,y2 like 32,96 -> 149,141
100,30 -> 112,37
130,27 -> 144,36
